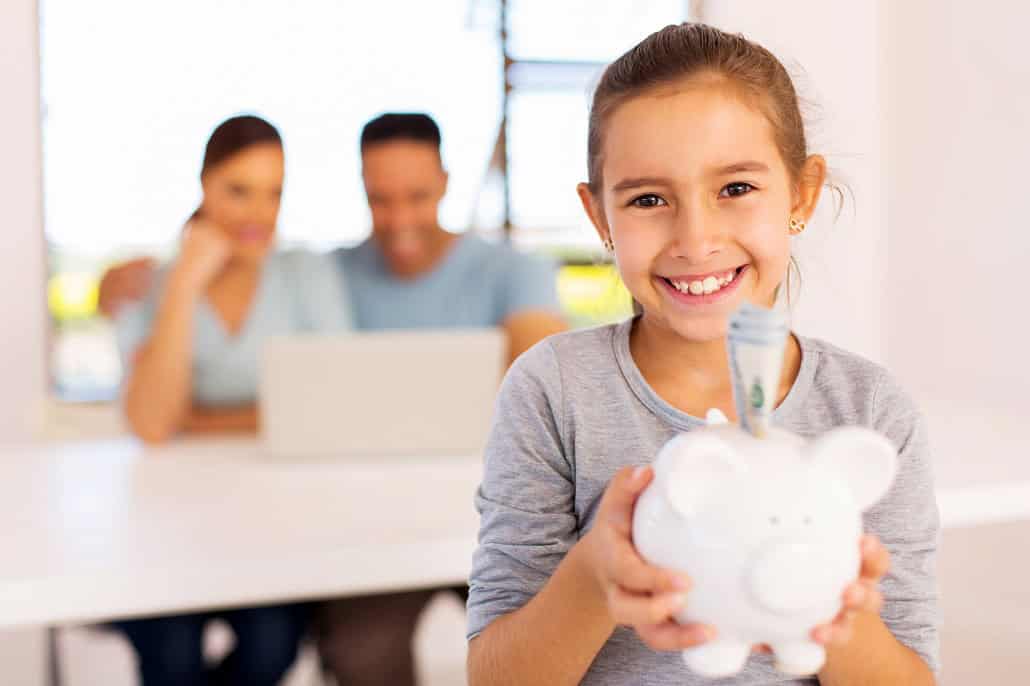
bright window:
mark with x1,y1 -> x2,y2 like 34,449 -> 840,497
42,0 -> 686,399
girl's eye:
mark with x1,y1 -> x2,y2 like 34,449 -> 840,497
630,194 -> 666,208
720,182 -> 755,198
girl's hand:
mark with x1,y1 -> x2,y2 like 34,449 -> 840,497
172,219 -> 232,293
583,465 -> 716,651
811,534 -> 890,646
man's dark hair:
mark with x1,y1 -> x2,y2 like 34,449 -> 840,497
360,113 -> 442,152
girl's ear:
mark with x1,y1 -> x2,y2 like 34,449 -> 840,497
577,182 -> 612,246
791,154 -> 828,221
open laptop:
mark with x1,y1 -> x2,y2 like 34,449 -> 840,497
259,328 -> 506,458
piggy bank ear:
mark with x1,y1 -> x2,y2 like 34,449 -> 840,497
806,427 -> 898,511
655,432 -> 741,517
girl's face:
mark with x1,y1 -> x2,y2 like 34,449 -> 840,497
199,142 -> 285,263
579,80 -> 824,343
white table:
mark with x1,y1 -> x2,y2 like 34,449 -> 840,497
0,437 -> 482,630
2,432 -> 1028,632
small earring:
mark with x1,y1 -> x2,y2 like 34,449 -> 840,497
788,218 -> 806,235
602,236 -> 615,252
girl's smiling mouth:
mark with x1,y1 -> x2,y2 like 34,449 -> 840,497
658,265 -> 748,305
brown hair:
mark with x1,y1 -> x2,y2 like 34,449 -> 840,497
587,23 -> 809,194
190,114 -> 282,222
201,114 -> 282,177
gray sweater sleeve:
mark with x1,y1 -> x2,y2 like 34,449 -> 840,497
867,370 -> 941,675
466,341 -> 576,640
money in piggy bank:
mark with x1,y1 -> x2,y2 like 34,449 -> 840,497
631,410 -> 897,677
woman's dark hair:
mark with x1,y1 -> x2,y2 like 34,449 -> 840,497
189,115 -> 282,222
201,114 -> 282,177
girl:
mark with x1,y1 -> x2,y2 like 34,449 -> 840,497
466,23 -> 938,685
115,115 -> 349,685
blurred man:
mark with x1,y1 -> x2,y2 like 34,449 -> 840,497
98,113 -> 567,683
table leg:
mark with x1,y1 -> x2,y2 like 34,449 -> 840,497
46,626 -> 62,686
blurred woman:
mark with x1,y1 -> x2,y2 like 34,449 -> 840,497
114,114 -> 348,685
119,114 -> 348,440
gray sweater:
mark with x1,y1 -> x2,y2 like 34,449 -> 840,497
468,319 -> 939,685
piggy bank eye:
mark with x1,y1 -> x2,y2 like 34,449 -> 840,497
803,516 -> 812,525
769,516 -> 780,525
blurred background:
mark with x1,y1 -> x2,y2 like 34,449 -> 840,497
2,1 -> 1028,685
42,0 -> 679,401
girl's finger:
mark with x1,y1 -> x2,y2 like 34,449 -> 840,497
862,588 -> 884,614
812,607 -> 860,647
600,466 -> 654,536
859,535 -> 890,581
842,581 -> 884,615
842,582 -> 866,610
832,610 -> 855,635
811,623 -> 833,645
608,587 -> 686,627
635,620 -> 715,652
820,623 -> 854,646
607,541 -> 690,594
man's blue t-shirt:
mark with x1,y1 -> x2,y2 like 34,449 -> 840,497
334,234 -> 560,331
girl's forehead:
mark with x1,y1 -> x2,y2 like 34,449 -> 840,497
603,86 -> 783,180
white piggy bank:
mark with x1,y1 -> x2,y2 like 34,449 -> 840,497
632,410 -> 897,678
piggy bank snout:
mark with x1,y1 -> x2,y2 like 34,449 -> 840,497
748,543 -> 849,615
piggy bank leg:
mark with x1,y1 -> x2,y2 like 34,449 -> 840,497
771,641 -> 826,675
682,640 -> 750,677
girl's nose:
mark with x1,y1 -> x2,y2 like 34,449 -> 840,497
669,205 -> 725,263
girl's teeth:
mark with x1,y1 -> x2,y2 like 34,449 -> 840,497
670,269 -> 738,296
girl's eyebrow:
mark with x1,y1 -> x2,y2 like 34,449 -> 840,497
611,176 -> 673,192
713,160 -> 770,174
612,161 -> 771,192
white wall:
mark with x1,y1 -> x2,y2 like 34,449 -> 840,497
882,0 -> 1030,499
885,0 -> 1029,404
706,1 -> 888,363
0,0 -> 46,442
1,0 -> 48,683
